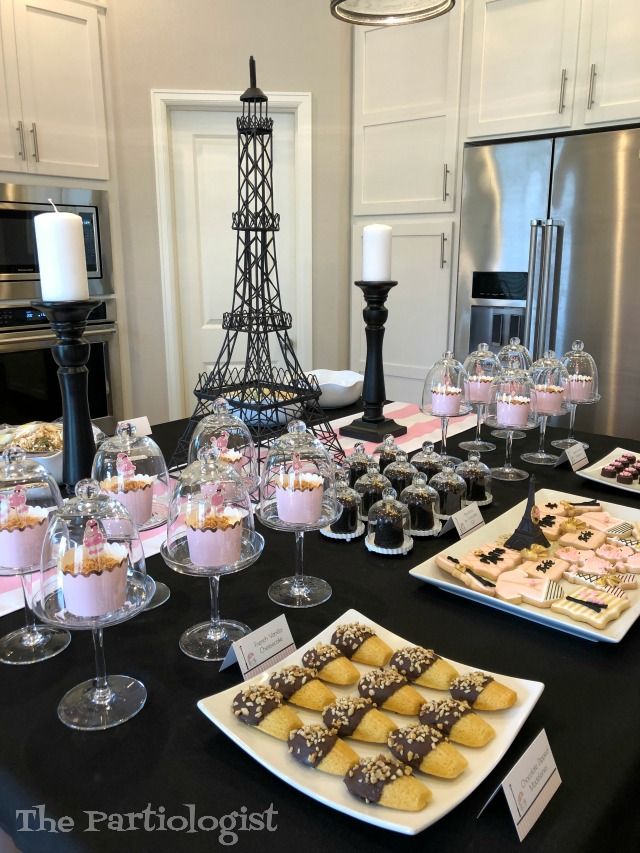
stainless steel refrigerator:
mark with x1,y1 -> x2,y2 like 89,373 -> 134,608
454,127 -> 640,441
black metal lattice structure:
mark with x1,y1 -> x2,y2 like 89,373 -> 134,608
170,58 -> 344,468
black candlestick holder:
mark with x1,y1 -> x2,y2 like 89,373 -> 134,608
32,300 -> 99,494
340,281 -> 407,442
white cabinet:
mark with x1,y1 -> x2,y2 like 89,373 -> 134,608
350,220 -> 454,404
467,0 -> 582,137
581,0 -> 640,125
0,0 -> 108,179
352,7 -> 463,215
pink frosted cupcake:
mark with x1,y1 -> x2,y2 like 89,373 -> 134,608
431,384 -> 462,416
566,374 -> 593,402
275,472 -> 324,524
465,375 -> 494,404
187,506 -> 247,567
496,393 -> 530,427
532,384 -> 565,415
100,453 -> 155,526
61,527 -> 128,619
0,486 -> 48,570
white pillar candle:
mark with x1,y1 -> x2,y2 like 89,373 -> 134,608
34,211 -> 89,301
362,224 -> 392,281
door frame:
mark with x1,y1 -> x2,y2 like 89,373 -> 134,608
150,89 -> 312,420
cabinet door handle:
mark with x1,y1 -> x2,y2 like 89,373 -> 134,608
15,121 -> 26,159
442,163 -> 450,202
30,122 -> 40,161
558,68 -> 567,113
440,233 -> 447,269
587,63 -> 597,109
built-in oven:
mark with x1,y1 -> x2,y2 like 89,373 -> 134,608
0,184 -> 120,431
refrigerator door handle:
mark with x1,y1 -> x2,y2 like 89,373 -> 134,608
524,219 -> 543,352
535,220 -> 562,358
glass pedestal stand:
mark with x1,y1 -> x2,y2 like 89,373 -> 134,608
459,404 -> 496,453
161,529 -> 264,661
551,396 -> 600,451
491,429 -> 526,441
0,569 -> 70,665
485,416 -> 537,481
521,411 -> 568,466
258,499 -> 340,608
421,403 -> 473,467
34,571 -> 153,729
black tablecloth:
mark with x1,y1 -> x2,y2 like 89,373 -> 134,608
1,418 -> 640,853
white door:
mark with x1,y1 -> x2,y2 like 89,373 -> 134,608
350,220 -> 454,405
582,0 -> 640,124
12,0 -> 108,179
0,1 -> 25,172
467,0 -> 582,138
169,107 -> 300,416
352,7 -> 463,215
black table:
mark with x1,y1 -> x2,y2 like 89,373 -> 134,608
1,419 -> 639,853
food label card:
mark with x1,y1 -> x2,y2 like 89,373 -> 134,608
117,415 -> 152,437
554,443 -> 588,471
220,615 -> 296,679
501,729 -> 561,840
439,503 -> 485,539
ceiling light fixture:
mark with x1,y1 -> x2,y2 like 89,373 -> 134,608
330,0 -> 455,26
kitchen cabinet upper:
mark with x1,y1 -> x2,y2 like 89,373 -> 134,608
0,0 -> 108,179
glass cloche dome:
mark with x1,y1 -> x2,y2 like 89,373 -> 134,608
365,488 -> 412,555
345,442 -> 371,488
421,351 -> 468,417
320,466 -> 364,541
561,340 -> 600,403
373,434 -> 401,473
187,397 -> 259,492
91,422 -> 170,531
399,473 -> 440,537
384,451 -> 418,495
456,452 -> 492,507
529,351 -> 570,416
354,463 -> 391,521
430,462 -> 467,519
463,342 -> 501,405
497,337 -> 533,372
489,368 -> 536,429
410,441 -> 443,480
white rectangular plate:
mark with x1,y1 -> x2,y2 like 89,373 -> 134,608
410,489 -> 640,644
198,608 -> 544,836
576,446 -> 640,495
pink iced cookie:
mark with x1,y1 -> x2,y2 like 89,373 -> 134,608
520,557 -> 569,581
435,554 -> 497,596
551,586 -> 630,629
563,569 -> 633,594
580,513 -> 633,536
460,544 -> 522,580
554,546 -> 595,564
537,501 -> 569,517
596,544 -> 634,563
616,552 -> 640,574
558,528 -> 606,550
577,555 -> 612,575
495,567 -> 564,607
536,514 -> 564,540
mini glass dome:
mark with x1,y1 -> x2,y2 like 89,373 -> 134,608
421,351 -> 468,417
561,340 -> 600,403
345,442 -> 372,488
456,452 -> 492,507
92,422 -> 170,531
497,337 -> 533,372
384,451 -> 418,495
430,462 -> 467,519
410,441 -> 443,480
399,473 -> 440,537
373,434 -> 401,473
489,369 -> 536,429
354,463 -> 391,521
463,343 -> 501,405
365,487 -> 412,555
258,420 -> 338,530
0,448 -> 67,664
187,397 -> 259,492
529,351 -> 570,416
320,466 -> 364,541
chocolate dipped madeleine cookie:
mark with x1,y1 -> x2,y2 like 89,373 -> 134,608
389,646 -> 458,690
301,643 -> 359,686
331,622 -> 392,666
232,685 -> 302,740
288,724 -> 359,776
418,699 -> 495,747
322,696 -> 397,743
268,665 -> 336,711
358,668 -> 424,716
450,671 -> 517,711
344,755 -> 432,811
387,724 -> 467,779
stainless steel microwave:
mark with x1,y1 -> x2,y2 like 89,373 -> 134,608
0,183 -> 113,301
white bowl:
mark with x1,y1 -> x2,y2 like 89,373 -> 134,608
307,370 -> 364,409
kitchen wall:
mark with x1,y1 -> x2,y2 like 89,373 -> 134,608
106,0 -> 352,425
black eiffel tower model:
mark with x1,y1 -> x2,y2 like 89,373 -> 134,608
170,58 -> 344,469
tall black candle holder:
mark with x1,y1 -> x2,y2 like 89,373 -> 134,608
340,281 -> 407,442
31,300 -> 98,494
